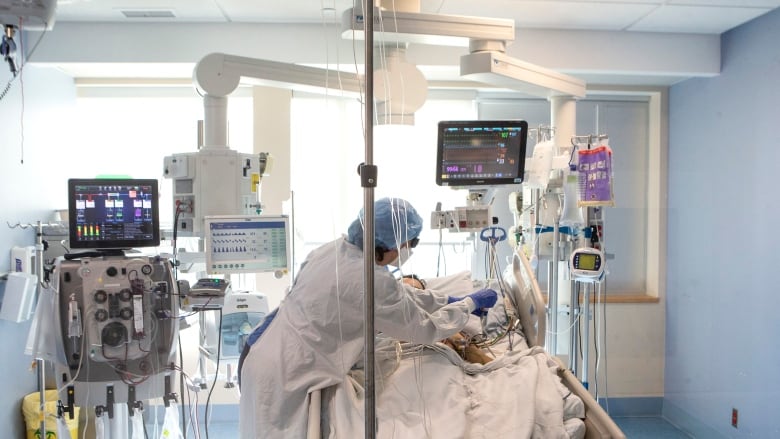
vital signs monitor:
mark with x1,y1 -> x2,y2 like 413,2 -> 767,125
436,120 -> 528,187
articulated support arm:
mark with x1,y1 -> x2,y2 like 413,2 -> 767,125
193,52 -> 362,98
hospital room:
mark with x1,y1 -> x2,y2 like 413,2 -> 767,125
0,0 -> 777,438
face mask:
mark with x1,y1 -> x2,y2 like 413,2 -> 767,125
390,247 -> 414,267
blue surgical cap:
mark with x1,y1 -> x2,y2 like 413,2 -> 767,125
346,197 -> 423,250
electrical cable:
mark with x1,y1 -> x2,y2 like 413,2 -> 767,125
436,228 -> 445,276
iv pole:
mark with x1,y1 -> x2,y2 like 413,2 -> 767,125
7,220 -> 52,439
361,2 -> 378,438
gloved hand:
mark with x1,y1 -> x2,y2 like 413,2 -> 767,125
446,296 -> 462,304
468,288 -> 498,316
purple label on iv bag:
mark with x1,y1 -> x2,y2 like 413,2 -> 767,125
577,146 -> 614,206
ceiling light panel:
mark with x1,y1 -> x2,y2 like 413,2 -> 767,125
56,0 -> 225,22
629,4 -> 773,33
432,1 -> 659,31
121,10 -> 175,18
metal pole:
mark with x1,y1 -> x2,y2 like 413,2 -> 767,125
362,2 -> 377,438
532,189 -> 541,281
569,278 -> 579,373
549,216 -> 560,356
582,282 -> 590,389
35,221 -> 46,439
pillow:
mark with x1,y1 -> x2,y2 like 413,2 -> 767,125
423,270 -> 475,297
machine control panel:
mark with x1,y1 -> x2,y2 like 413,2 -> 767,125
58,255 -> 178,387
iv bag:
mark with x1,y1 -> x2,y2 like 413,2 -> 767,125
25,271 -> 68,367
526,140 -> 554,188
131,408 -> 145,439
95,415 -> 106,439
160,404 -> 184,439
560,170 -> 584,227
56,416 -> 72,439
577,144 -> 615,207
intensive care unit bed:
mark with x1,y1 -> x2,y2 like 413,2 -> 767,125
305,251 -> 625,439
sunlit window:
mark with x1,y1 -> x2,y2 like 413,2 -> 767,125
73,95 -> 253,228
290,96 -> 478,278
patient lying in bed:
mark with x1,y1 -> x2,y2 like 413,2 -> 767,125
402,273 -> 507,366
317,271 -> 587,438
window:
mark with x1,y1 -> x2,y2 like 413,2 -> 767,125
479,97 -> 656,296
288,93 -> 662,297
290,96 -> 479,278
73,94 -> 253,228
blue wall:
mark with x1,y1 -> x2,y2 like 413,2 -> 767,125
666,7 -> 780,438
0,64 -> 76,437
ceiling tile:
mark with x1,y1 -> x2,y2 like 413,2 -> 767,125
629,4 -> 772,33
216,0 -> 354,23
433,1 -> 659,31
666,0 -> 780,6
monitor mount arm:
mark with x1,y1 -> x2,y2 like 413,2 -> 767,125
192,53 -> 362,149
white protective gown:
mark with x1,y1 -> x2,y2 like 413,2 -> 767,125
239,237 -> 473,438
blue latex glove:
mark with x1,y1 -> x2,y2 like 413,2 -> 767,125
468,288 -> 498,316
446,296 -> 461,304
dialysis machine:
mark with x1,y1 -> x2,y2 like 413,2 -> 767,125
54,178 -> 179,426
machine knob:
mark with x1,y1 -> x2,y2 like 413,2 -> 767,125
119,307 -> 133,320
119,288 -> 132,302
141,264 -> 153,275
94,309 -> 108,322
106,266 -> 118,277
94,290 -> 108,304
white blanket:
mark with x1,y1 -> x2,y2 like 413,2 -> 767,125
320,271 -> 586,439
322,344 -> 585,438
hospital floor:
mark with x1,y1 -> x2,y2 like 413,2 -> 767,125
179,416 -> 693,438
613,416 -> 693,438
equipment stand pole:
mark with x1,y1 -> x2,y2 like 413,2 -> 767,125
35,221 -> 46,439
549,217 -> 560,355
582,282 -> 590,389
362,2 -> 377,438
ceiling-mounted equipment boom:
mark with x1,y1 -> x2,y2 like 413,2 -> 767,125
342,5 -> 515,47
193,52 -> 362,98
341,4 -> 585,98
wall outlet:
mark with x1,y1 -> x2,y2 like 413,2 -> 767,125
731,408 -> 738,428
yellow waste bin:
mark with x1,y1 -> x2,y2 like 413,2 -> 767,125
22,390 -> 79,439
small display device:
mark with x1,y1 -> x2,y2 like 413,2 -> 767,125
570,247 -> 605,281
68,178 -> 160,250
436,120 -> 528,187
204,215 -> 290,275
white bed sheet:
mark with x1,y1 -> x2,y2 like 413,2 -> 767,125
319,271 -> 586,439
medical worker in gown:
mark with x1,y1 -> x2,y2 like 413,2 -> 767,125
238,197 -> 498,437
